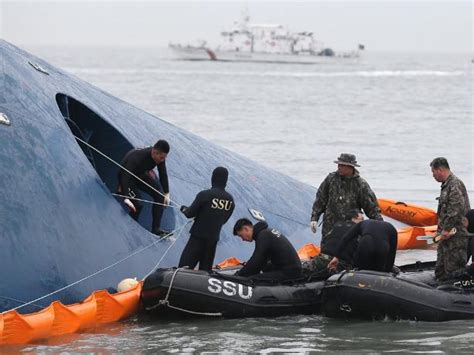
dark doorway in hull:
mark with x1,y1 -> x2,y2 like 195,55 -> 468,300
55,93 -> 175,232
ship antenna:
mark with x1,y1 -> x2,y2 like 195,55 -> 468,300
242,6 -> 250,25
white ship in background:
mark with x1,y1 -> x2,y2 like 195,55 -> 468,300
169,13 -> 364,64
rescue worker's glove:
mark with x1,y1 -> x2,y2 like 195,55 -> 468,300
164,193 -> 170,206
310,221 -> 318,233
180,205 -> 188,213
123,198 -> 137,213
327,257 -> 339,272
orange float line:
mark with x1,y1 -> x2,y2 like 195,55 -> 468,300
0,282 -> 142,346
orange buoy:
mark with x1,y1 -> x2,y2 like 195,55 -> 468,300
378,198 -> 438,226
297,243 -> 321,261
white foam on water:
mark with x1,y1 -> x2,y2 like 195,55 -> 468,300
395,332 -> 474,344
299,328 -> 322,333
65,67 -> 466,78
260,347 -> 322,354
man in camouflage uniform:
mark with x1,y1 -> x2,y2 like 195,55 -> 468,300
430,157 -> 471,281
303,209 -> 364,278
310,153 -> 382,249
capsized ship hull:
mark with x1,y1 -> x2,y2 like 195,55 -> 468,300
0,40 -> 318,313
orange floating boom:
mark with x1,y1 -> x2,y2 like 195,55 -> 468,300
0,282 -> 142,345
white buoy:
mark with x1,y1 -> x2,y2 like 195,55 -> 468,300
117,277 -> 139,292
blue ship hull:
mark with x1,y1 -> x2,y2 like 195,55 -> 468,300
0,40 -> 318,313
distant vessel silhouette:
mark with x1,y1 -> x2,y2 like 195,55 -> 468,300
170,12 -> 363,64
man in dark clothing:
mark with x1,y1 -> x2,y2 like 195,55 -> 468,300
304,209 -> 364,278
466,210 -> 474,263
328,220 -> 398,273
232,218 -> 302,282
117,140 -> 171,236
178,167 -> 235,271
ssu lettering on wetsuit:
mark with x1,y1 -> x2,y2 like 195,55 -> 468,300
211,198 -> 233,211
179,167 -> 235,271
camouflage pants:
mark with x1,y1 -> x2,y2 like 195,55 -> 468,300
302,254 -> 351,279
435,236 -> 469,281
320,218 -> 336,250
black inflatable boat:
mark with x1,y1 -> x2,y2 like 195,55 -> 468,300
141,267 -> 324,318
322,263 -> 474,321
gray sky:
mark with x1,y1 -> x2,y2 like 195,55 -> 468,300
1,0 -> 472,52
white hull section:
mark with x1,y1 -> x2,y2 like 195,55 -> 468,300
169,46 -> 212,61
170,46 -> 359,64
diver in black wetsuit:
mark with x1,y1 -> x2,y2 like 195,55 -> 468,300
117,140 -> 171,236
232,218 -> 302,282
328,219 -> 398,272
305,209 -> 364,278
466,210 -> 474,263
178,167 -> 235,271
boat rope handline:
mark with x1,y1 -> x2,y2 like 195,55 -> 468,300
111,193 -> 180,209
171,172 -> 310,227
72,135 -> 180,208
146,268 -> 223,317
2,220 -> 191,314
142,221 -> 190,280
0,295 -> 44,310
266,209 -> 313,228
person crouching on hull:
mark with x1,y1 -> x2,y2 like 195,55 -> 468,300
118,140 -> 171,237
328,219 -> 398,273
179,167 -> 235,271
232,219 -> 302,282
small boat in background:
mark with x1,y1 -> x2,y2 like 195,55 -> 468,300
378,198 -> 438,227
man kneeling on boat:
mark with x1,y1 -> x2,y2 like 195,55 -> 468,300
304,209 -> 364,278
328,219 -> 398,273
232,218 -> 302,282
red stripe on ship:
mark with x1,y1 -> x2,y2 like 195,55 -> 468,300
206,49 -> 217,61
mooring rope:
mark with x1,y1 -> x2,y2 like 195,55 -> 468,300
72,135 -> 181,208
111,193 -> 181,209
145,268 -> 222,317
2,220 -> 191,314
142,221 -> 190,280
0,296 -> 44,310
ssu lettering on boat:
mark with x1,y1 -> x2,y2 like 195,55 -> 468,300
208,278 -> 253,299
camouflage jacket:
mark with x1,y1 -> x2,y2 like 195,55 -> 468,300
311,171 -> 382,243
437,173 -> 471,234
